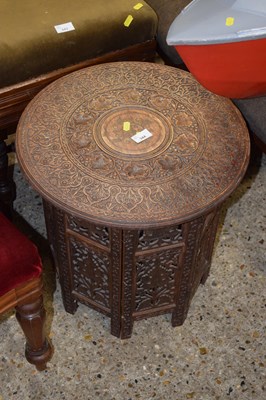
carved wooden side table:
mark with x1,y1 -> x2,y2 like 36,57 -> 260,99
16,62 -> 250,338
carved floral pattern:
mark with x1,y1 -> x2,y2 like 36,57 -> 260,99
67,215 -> 110,247
16,62 -> 249,227
134,248 -> 182,311
137,225 -> 182,250
70,237 -> 111,310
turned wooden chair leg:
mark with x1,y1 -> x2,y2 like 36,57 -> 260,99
15,291 -> 53,371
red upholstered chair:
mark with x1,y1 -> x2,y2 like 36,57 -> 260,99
0,213 -> 53,370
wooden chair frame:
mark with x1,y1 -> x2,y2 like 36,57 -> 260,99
0,276 -> 53,370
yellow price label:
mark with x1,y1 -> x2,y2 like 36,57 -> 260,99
134,3 -> 144,10
226,17 -> 235,26
123,121 -> 131,131
124,15 -> 133,27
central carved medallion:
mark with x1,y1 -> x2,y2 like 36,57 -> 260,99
94,106 -> 173,160
62,87 -> 206,186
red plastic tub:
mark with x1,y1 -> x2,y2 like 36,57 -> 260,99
167,0 -> 266,99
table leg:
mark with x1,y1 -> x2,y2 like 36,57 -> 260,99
120,229 -> 138,339
43,201 -> 78,314
171,218 -> 204,327
200,209 -> 221,285
110,228 -> 123,338
172,209 -> 221,326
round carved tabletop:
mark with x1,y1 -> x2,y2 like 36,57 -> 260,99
16,62 -> 250,228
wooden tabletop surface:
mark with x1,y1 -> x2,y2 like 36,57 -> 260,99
16,62 -> 250,228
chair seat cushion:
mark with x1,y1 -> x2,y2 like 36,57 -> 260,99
0,0 -> 157,88
0,213 -> 42,296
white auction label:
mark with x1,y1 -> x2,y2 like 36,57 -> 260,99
54,22 -> 75,34
131,129 -> 152,143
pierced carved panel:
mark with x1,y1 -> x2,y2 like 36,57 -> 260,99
191,208 -> 221,294
70,237 -> 111,310
67,215 -> 110,247
137,225 -> 183,251
134,248 -> 182,312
